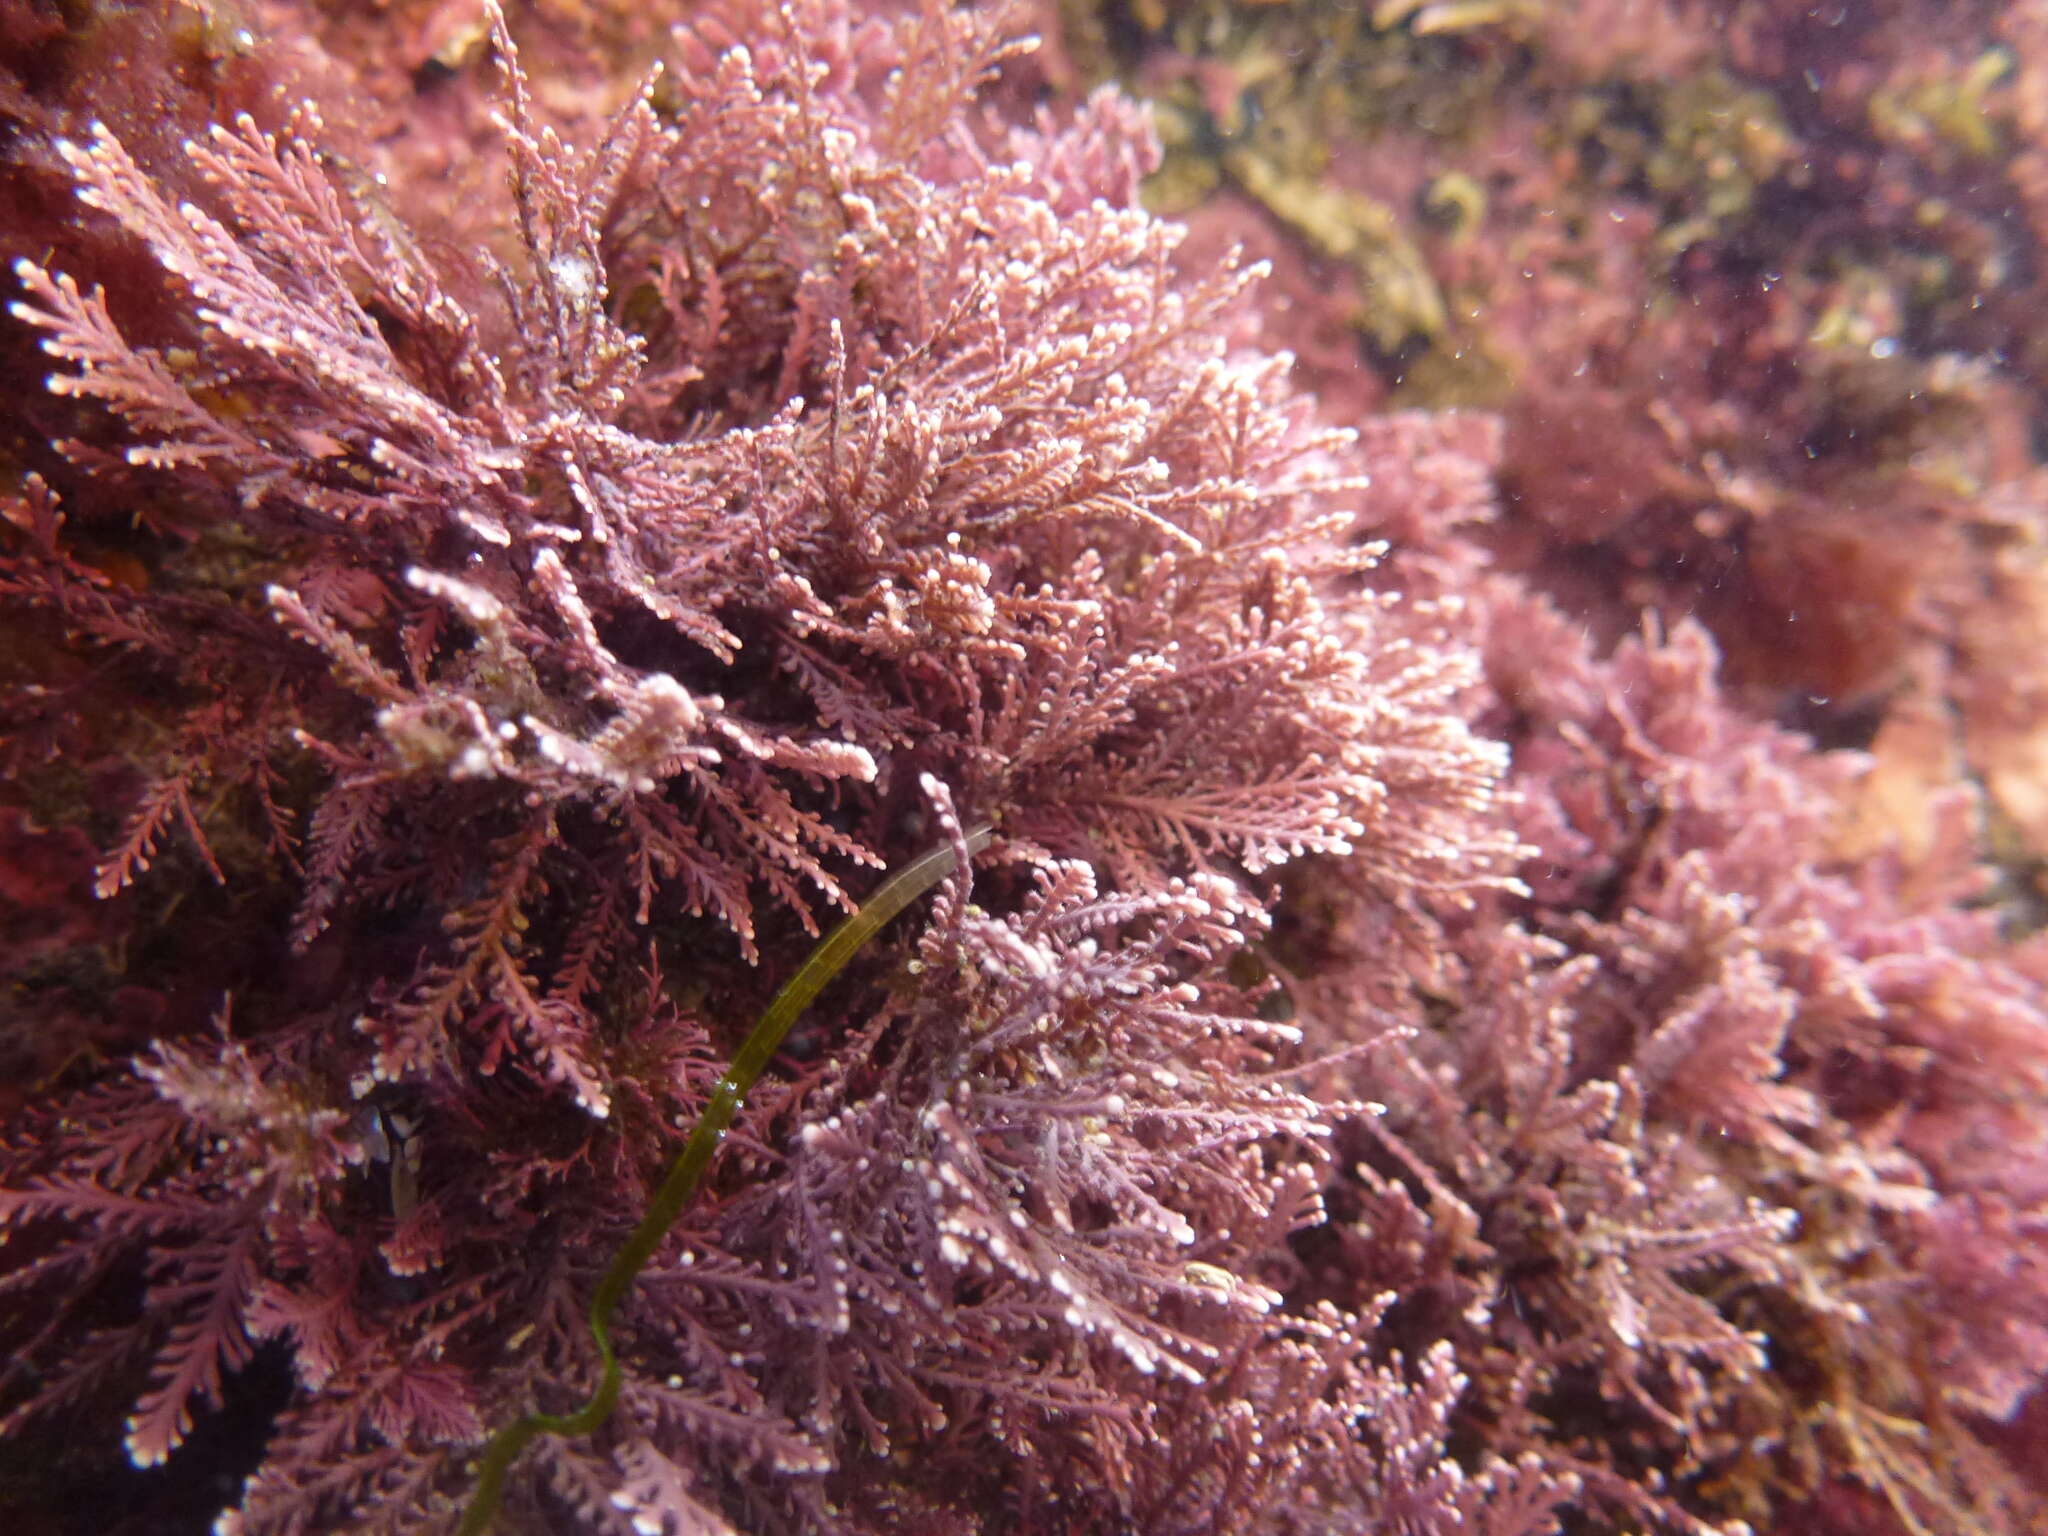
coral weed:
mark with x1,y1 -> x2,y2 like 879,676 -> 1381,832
0,0 -> 1515,1530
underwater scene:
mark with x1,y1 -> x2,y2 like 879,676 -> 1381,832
2,2 -> 2046,1533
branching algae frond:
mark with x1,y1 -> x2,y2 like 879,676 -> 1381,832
457,823 -> 994,1534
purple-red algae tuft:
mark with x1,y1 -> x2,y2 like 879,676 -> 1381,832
0,3 -> 2044,1535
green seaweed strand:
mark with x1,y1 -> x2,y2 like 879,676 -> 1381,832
456,823 -> 993,1534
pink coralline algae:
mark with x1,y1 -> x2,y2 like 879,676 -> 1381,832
0,3 -> 2044,1536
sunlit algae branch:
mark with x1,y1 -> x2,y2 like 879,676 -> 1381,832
457,823 -> 994,1535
